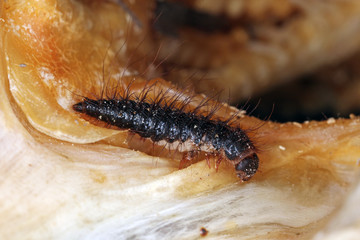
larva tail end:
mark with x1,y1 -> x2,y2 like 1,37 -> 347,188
235,154 -> 259,181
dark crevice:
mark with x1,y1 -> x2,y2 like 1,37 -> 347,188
153,0 -> 302,37
153,0 -> 230,36
240,75 -> 360,123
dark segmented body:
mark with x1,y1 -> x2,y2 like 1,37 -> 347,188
73,98 -> 259,181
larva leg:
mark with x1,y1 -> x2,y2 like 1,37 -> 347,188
215,153 -> 223,172
180,151 -> 197,169
205,153 -> 211,169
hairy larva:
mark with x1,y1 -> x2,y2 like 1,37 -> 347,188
73,80 -> 259,181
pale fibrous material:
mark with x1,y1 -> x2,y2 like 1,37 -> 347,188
1,1 -> 360,239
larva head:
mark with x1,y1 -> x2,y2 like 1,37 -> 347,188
235,154 -> 259,181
